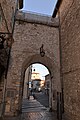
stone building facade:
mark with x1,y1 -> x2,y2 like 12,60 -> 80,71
6,11 -> 60,115
0,0 -> 17,117
0,0 -> 80,120
59,0 -> 80,120
0,0 -> 61,116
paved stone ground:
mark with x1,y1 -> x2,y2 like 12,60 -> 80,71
34,92 -> 49,107
21,111 -> 57,120
3,96 -> 57,120
22,98 -> 48,113
20,96 -> 57,120
3,112 -> 57,120
3,95 -> 67,120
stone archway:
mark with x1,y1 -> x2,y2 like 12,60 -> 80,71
20,54 -> 54,111
5,53 -> 61,116
10,53 -> 61,115
4,11 -> 61,116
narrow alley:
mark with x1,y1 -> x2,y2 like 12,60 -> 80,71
3,93 -> 57,120
0,0 -> 80,120
21,96 -> 57,120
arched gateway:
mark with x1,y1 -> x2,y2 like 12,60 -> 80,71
4,10 -> 61,116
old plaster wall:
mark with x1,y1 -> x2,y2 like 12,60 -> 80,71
0,0 -> 17,116
60,0 -> 80,119
0,0 -> 17,33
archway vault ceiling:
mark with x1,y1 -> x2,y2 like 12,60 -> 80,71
21,54 -> 59,76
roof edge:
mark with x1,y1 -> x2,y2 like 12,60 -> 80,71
52,0 -> 63,18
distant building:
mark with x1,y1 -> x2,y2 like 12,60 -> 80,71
31,72 -> 40,80
32,79 -> 41,91
31,69 -> 45,91
45,74 -> 50,95
40,80 -> 45,87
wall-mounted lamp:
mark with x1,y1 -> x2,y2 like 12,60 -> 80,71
40,44 -> 45,57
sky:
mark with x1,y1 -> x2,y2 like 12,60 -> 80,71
23,0 -> 58,16
32,64 -> 49,80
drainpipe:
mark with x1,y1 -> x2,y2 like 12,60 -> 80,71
52,0 -> 64,114
49,75 -> 53,111
58,10 -> 64,114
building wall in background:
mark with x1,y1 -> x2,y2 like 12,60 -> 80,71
60,0 -> 80,119
31,72 -> 40,80
5,11 -> 60,115
0,0 -> 17,33
0,0 -> 18,116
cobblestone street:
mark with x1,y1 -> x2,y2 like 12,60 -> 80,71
3,112 -> 57,120
3,96 -> 57,120
3,94 -> 67,120
21,111 -> 57,120
21,96 -> 57,120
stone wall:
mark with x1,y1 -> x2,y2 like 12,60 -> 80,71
60,0 -> 80,119
0,0 -> 17,33
0,0 -> 18,117
5,12 -> 61,115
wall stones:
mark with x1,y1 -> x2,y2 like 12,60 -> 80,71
60,0 -> 80,119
